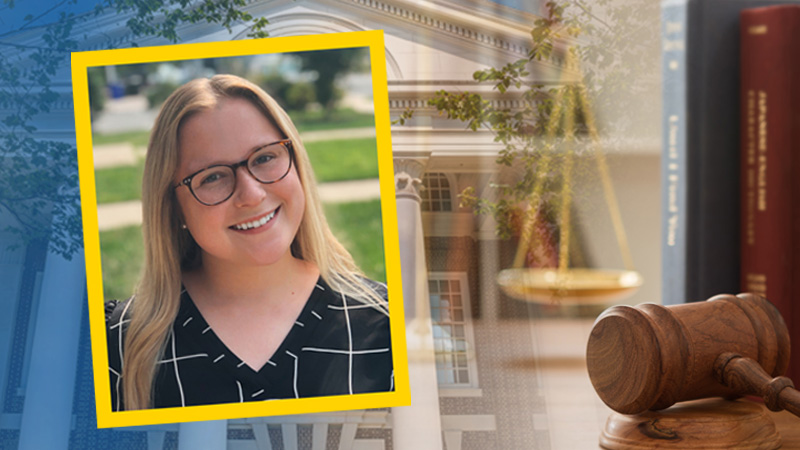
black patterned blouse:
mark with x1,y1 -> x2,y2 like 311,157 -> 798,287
106,277 -> 393,410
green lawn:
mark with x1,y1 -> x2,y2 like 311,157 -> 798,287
100,225 -> 144,302
99,199 -> 385,301
94,163 -> 144,204
91,109 -> 374,148
290,109 -> 375,132
323,199 -> 385,282
305,138 -> 378,182
92,130 -> 151,148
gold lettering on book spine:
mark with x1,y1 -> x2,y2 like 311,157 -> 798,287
745,90 -> 756,246
663,21 -> 684,52
757,91 -> 767,211
666,115 -> 679,247
745,273 -> 767,296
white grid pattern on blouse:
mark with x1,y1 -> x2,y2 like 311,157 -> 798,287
109,283 -> 391,408
312,296 -> 391,396
300,347 -> 389,355
286,350 -> 299,398
111,299 -> 134,412
343,293 -> 354,394
157,353 -> 208,364
169,328 -> 186,407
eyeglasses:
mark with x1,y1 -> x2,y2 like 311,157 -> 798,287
174,139 -> 294,206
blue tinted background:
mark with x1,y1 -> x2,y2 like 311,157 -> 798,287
1,2 -> 261,448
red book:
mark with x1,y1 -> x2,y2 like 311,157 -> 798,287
740,5 -> 800,382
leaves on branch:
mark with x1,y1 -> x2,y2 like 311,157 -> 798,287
0,0 -> 271,258
102,0 -> 270,43
395,0 -> 657,239
392,108 -> 414,126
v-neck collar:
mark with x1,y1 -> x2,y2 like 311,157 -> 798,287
175,277 -> 330,382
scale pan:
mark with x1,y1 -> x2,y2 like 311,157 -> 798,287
496,268 -> 643,304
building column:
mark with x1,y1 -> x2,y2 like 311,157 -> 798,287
0,234 -> 26,417
178,420 -> 228,450
17,248 -> 85,450
391,158 -> 443,450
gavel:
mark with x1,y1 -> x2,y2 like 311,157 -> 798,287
586,293 -> 800,417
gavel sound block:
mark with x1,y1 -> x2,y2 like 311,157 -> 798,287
586,293 -> 800,449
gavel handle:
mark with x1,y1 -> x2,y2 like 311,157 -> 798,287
714,352 -> 800,418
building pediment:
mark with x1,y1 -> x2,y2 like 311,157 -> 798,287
3,0 -> 578,140
244,0 -> 565,82
5,0 -> 564,84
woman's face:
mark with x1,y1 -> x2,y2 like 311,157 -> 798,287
174,97 -> 305,269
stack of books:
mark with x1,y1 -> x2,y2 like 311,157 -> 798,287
661,0 -> 800,380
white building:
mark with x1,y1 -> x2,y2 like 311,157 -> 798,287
0,0 -> 661,448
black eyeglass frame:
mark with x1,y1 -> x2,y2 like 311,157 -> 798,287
174,139 -> 295,206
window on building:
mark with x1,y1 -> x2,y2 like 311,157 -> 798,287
421,173 -> 453,212
429,272 -> 478,388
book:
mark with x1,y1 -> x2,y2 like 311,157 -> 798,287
660,0 -> 799,306
739,4 -> 800,381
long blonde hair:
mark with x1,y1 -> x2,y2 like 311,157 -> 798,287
122,74 -> 387,410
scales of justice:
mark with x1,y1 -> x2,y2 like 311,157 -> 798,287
495,52 -> 800,448
493,50 -> 642,306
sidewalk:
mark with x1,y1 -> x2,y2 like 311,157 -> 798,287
93,142 -> 144,169
302,127 -> 375,142
92,127 -> 376,168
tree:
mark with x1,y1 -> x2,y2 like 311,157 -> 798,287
400,1 -> 658,261
0,0 -> 270,259
98,0 -> 270,45
296,47 -> 367,113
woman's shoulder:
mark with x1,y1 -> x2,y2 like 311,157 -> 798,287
310,278 -> 391,349
106,297 -> 134,412
105,297 -> 135,359
357,276 -> 389,302
320,277 -> 390,334
320,276 -> 389,310
105,297 -> 133,329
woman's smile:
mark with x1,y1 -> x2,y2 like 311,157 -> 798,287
230,207 -> 280,231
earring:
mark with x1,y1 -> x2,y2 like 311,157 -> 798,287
181,224 -> 188,230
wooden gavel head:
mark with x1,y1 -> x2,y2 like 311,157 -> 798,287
586,293 -> 793,415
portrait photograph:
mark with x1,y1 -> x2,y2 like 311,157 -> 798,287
72,31 -> 408,428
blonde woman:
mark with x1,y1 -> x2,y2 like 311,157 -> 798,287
106,75 -> 392,410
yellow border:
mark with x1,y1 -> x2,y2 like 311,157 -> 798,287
71,30 -> 409,428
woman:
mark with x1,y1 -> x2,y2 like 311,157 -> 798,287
106,75 -> 392,410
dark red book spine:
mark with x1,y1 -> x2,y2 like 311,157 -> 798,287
740,5 -> 800,382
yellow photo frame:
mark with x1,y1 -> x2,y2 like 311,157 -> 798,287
71,30 -> 409,428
